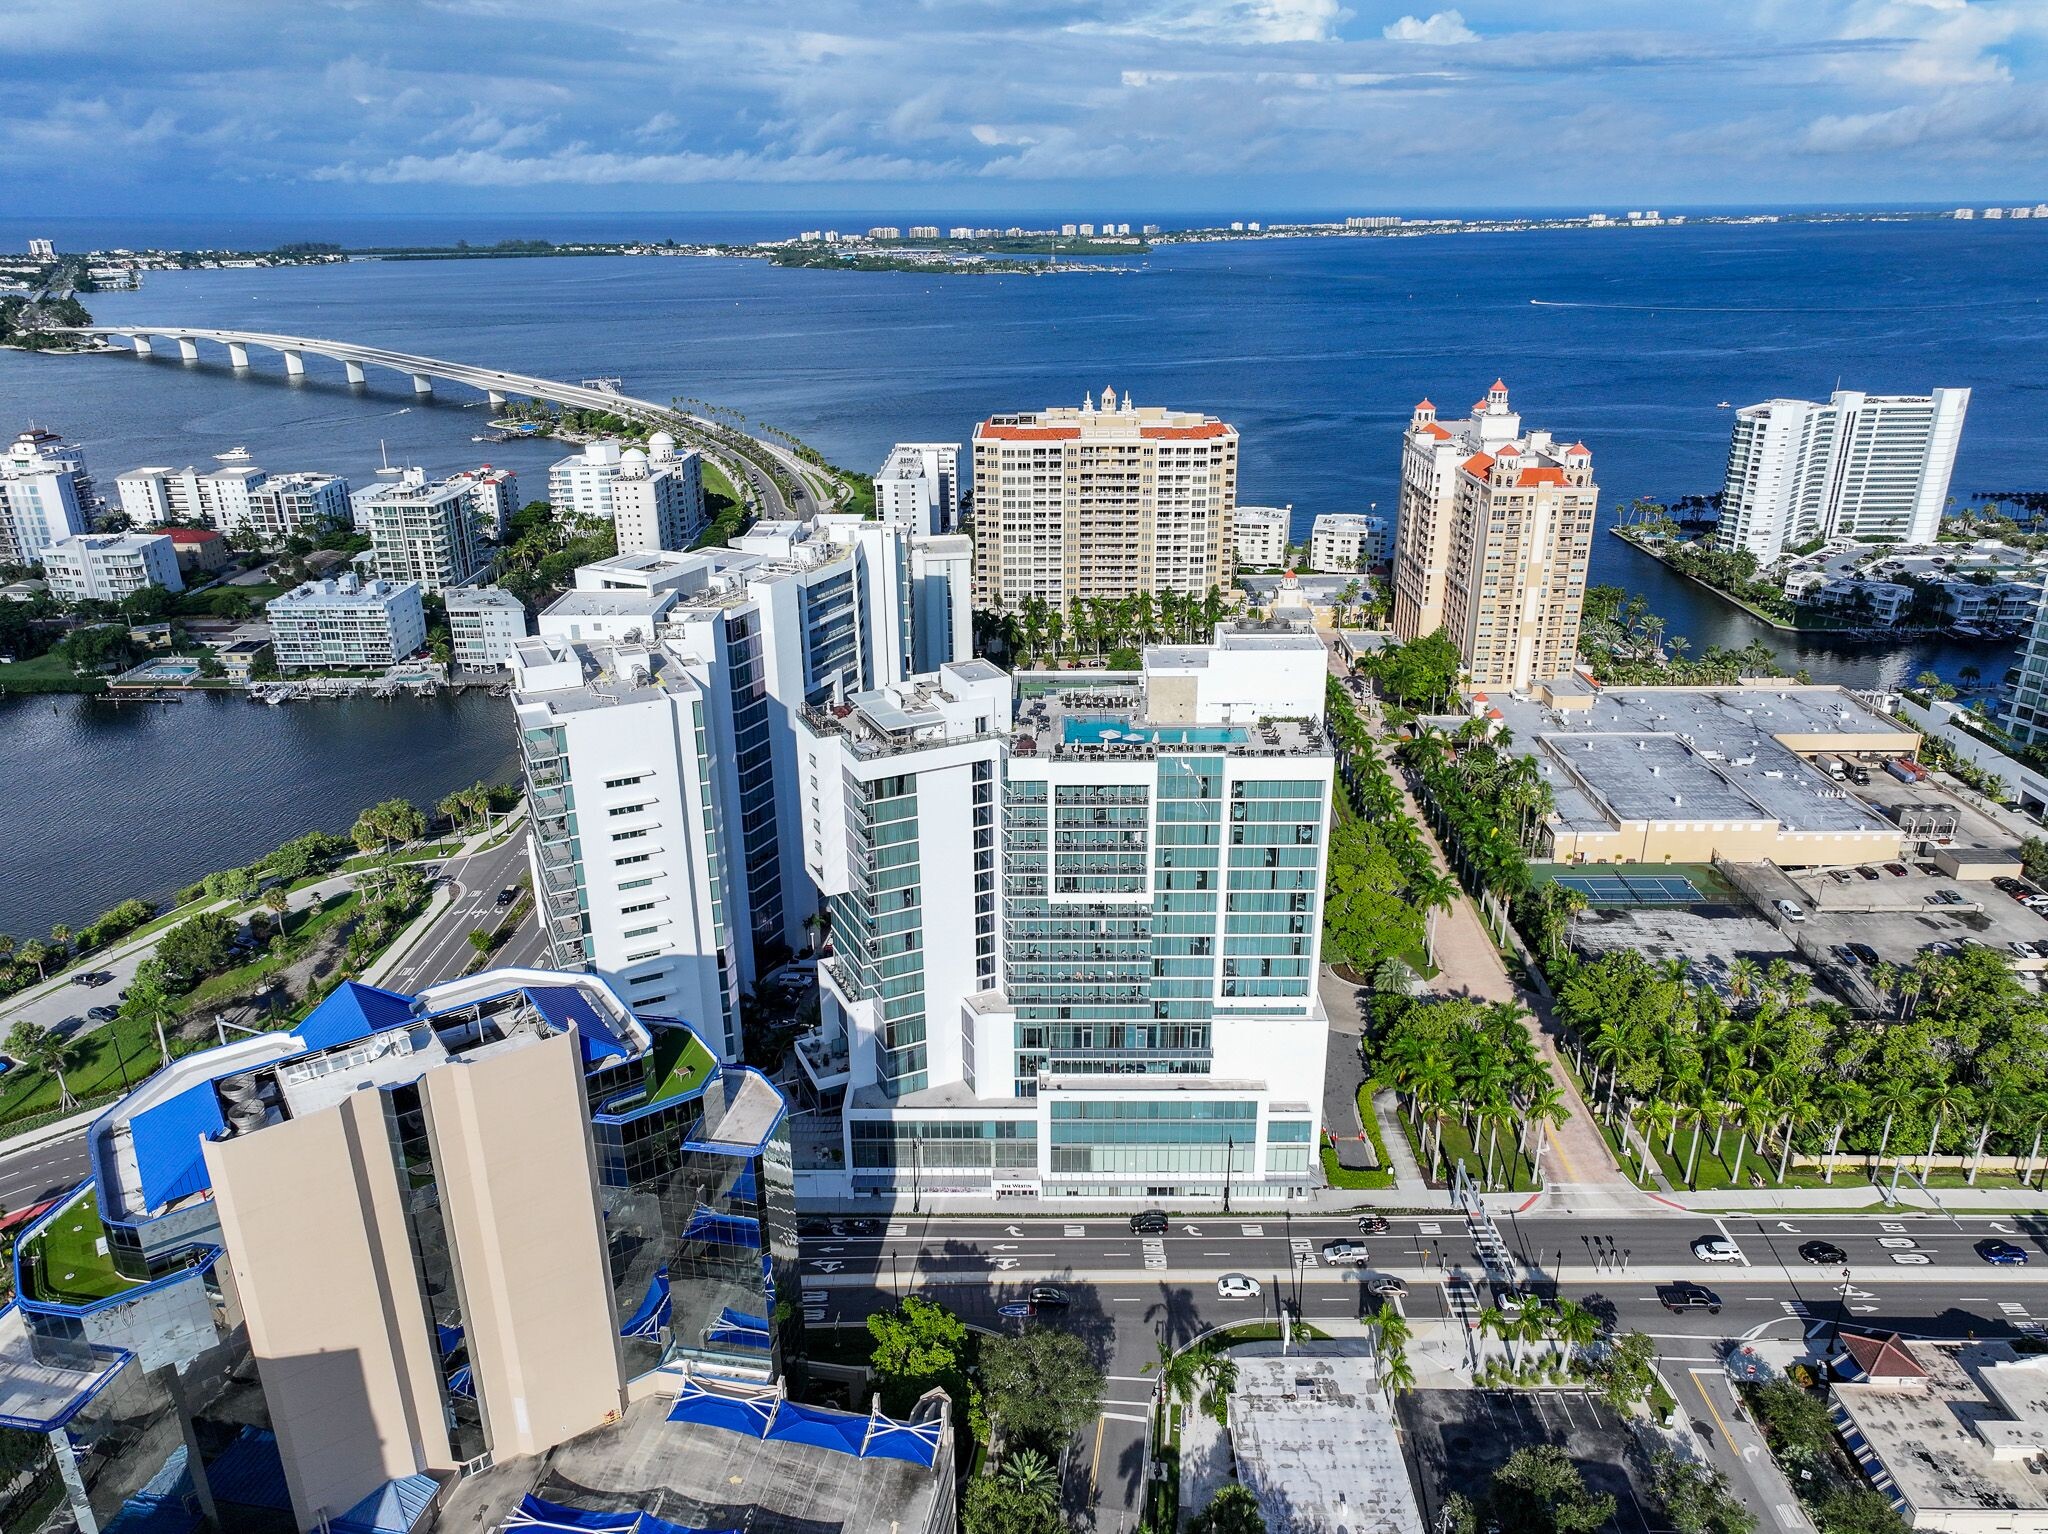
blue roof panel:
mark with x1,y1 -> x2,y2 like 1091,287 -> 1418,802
527,985 -> 634,1066
297,982 -> 418,1053
130,1081 -> 226,1212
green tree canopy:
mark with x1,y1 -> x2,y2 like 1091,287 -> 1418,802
977,1325 -> 1104,1453
1189,1482 -> 1268,1534
1488,1446 -> 1616,1534
866,1296 -> 970,1417
154,910 -> 237,985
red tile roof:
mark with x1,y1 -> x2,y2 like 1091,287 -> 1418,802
1565,442 -> 1590,456
1462,452 -> 1496,475
1839,1332 -> 1925,1381
1516,467 -> 1569,487
1490,378 -> 1508,392
1416,398 -> 1435,411
1421,422 -> 1452,440
1139,422 -> 1233,439
164,528 -> 222,543
978,423 -> 1081,440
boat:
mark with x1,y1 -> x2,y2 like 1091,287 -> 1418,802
1716,400 -> 1731,408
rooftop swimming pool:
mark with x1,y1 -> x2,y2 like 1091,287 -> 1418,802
1062,716 -> 1247,746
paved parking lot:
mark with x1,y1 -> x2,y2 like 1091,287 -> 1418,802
1398,1389 -> 1673,1534
1571,907 -> 1809,992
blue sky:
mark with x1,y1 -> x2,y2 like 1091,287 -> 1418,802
6,0 -> 2046,216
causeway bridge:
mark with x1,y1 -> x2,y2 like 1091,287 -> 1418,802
59,324 -> 828,519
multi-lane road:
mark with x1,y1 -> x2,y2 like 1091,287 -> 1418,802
792,1206 -> 2048,1526
0,831 -> 542,1212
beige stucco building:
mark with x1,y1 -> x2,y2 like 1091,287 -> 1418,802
1487,682 -> 1921,866
970,387 -> 1237,611
1391,382 -> 1597,691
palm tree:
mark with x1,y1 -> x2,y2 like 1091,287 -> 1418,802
7,1021 -> 80,1110
262,882 -> 292,936
17,939 -> 48,981
1868,1078 -> 1919,1180
1380,1347 -> 1417,1405
1409,870 -> 1459,966
1145,1334 -> 1205,1419
999,1449 -> 1059,1514
1551,1298 -> 1600,1360
1920,1081 -> 1976,1176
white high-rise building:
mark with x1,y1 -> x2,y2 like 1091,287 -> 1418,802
796,625 -> 1333,1204
356,468 -> 487,594
1230,506 -> 1291,570
971,387 -> 1238,612
246,472 -> 351,543
41,532 -> 184,603
0,428 -> 95,565
511,515 -> 959,1050
1712,389 -> 1971,561
909,533 -> 972,673
548,435 -> 705,552
873,442 -> 961,536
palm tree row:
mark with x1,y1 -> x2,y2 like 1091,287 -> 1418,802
1477,1293 -> 1601,1371
1369,994 -> 1570,1192
978,586 -> 1229,668
1396,723 -> 1554,908
1553,946 -> 2048,1188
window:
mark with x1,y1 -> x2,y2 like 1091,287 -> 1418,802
623,924 -> 659,939
616,852 -> 651,866
621,900 -> 656,915
608,803 -> 650,817
612,828 -> 648,842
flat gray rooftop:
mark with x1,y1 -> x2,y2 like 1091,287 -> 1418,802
1835,1344 -> 2048,1517
1222,1352 -> 1424,1534
1546,734 -> 1762,824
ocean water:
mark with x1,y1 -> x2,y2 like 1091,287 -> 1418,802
0,216 -> 2042,931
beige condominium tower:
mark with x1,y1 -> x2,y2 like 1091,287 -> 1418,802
971,386 -> 1237,611
1390,380 -> 1597,691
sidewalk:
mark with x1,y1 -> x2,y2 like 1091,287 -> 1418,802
1372,1090 -> 1430,1190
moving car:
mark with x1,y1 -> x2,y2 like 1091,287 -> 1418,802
1798,1240 -> 1848,1266
832,1218 -> 881,1237
86,1005 -> 119,1023
496,888 -> 518,906
1216,1273 -> 1262,1299
1130,1210 -> 1169,1235
1691,1235 -> 1743,1263
1367,1276 -> 1409,1301
1356,1215 -> 1390,1235
1320,1239 -> 1368,1265
1657,1282 -> 1722,1314
1028,1285 -> 1070,1310
796,1219 -> 834,1238
1774,899 -> 1806,924
1976,1238 -> 2029,1266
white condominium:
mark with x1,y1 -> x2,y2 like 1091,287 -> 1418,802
971,386 -> 1238,611
548,434 -> 705,552
42,532 -> 184,603
1391,382 -> 1598,691
1308,512 -> 1386,574
446,585 -> 530,671
796,626 -> 1334,1204
451,464 -> 520,542
511,515 -> 964,1053
874,442 -> 961,536
1,428 -> 95,565
356,467 -> 487,594
247,471 -> 351,542
1713,388 -> 1970,561
117,449 -> 266,533
266,575 -> 427,671
1231,506 -> 1290,570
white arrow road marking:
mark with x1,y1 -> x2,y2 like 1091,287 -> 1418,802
1064,1224 -> 1086,1238
1989,1222 -> 2015,1234
809,1260 -> 846,1273
1183,1225 -> 1203,1235
1851,1306 -> 1879,1314
993,1244 -> 1020,1252
1777,1222 -> 1802,1233
1005,1226 -> 1025,1236
993,1258 -> 1020,1271
887,1223 -> 907,1237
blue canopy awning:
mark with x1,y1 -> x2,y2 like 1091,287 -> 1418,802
500,1492 -> 736,1534
620,1268 -> 671,1341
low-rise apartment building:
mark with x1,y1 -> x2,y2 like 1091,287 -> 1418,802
246,470 -> 351,542
162,526 -> 228,575
1308,511 -> 1386,573
41,532 -> 184,603
446,585 -> 531,671
1230,505 -> 1291,569
265,574 -> 427,671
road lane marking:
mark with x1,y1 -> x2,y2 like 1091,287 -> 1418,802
1087,1416 -> 1107,1500
1064,1224 -> 1086,1238
1689,1370 -> 1742,1455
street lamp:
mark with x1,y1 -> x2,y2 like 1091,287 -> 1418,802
1224,1135 -> 1234,1214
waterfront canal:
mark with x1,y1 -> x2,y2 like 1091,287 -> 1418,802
0,688 -> 515,938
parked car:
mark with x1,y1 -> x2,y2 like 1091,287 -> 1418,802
832,1218 -> 880,1237
1976,1239 -> 2029,1266
1216,1273 -> 1262,1299
1691,1235 -> 1743,1263
1930,890 -> 1966,906
1798,1240 -> 1848,1266
1774,899 -> 1807,924
1320,1239 -> 1369,1265
1657,1282 -> 1723,1315
1848,942 -> 1880,966
1885,863 -> 1910,878
1130,1210 -> 1169,1235
1855,866 -> 1882,882
2012,942 -> 2035,959
796,1219 -> 834,1238
86,1005 -> 119,1023
1828,869 -> 1852,884
1356,1215 -> 1390,1235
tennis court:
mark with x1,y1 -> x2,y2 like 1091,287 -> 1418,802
1551,871 -> 1703,906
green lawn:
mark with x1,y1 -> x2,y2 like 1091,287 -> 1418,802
181,891 -> 359,1011
0,651 -> 104,694
1393,1106 -> 1540,1192
20,1188 -> 141,1306
0,1008 -> 173,1126
1607,1112 -> 1875,1194
649,1027 -> 717,1104
1321,1144 -> 1395,1190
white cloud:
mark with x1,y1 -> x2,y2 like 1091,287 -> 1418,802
1382,8 -> 1477,44
1075,0 -> 1348,45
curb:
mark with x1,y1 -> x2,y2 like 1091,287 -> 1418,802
0,1103 -> 107,1158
